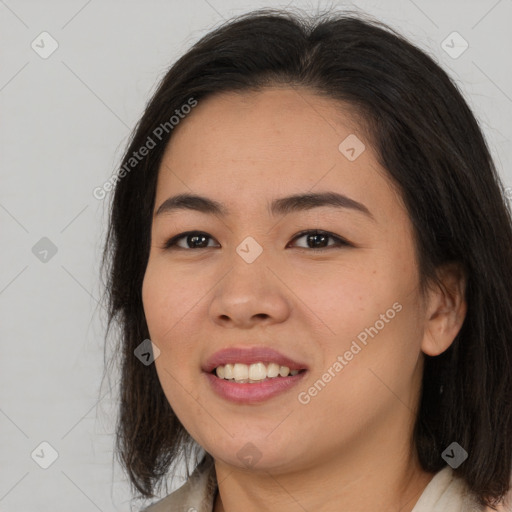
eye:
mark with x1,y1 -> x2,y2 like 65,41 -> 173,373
163,231 -> 218,250
288,230 -> 350,250
162,229 -> 351,251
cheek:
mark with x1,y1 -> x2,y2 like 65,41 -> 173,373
292,261 -> 387,330
142,265 -> 167,336
142,259 -> 205,364
315,302 -> 423,420
143,260 -> 191,326
310,255 -> 420,362
142,267 -> 198,405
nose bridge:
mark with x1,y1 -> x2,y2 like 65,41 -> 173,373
223,232 -> 269,294
235,232 -> 266,265
221,205 -> 273,263
222,212 -> 293,290
209,233 -> 290,326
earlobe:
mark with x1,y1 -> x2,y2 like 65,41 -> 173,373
421,262 -> 468,357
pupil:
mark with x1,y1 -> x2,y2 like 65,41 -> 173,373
309,233 -> 327,248
190,234 -> 208,248
188,233 -> 328,249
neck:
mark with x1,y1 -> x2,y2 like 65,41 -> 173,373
213,455 -> 434,512
212,405 -> 435,512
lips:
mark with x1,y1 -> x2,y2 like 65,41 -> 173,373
202,346 -> 309,374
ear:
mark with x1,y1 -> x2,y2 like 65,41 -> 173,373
421,262 -> 467,357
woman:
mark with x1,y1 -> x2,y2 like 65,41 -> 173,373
101,7 -> 512,512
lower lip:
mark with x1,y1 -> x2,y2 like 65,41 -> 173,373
204,370 -> 308,404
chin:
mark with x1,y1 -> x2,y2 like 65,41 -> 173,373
202,431 -> 303,474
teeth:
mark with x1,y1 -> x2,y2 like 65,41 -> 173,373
224,364 -> 234,379
233,363 -> 248,381
267,363 -> 280,378
249,362 -> 267,380
214,362 -> 302,382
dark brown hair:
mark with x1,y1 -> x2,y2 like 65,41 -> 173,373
100,7 -> 512,509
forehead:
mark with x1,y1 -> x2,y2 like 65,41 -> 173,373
164,87 -> 366,164
155,87 -> 405,225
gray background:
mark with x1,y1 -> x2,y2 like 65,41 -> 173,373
1,0 -> 511,510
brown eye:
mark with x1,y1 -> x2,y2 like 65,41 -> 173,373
163,229 -> 350,251
288,230 -> 350,250
164,231 -> 218,250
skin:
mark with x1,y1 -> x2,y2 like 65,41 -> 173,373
141,87 -> 467,512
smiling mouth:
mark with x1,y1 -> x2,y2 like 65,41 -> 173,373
211,362 -> 307,383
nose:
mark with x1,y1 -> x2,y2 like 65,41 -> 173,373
208,263 -> 291,329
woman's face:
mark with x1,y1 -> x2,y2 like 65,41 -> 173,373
142,87 -> 429,473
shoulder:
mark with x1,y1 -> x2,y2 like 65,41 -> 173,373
412,467 -> 512,512
483,476 -> 512,512
142,454 -> 217,512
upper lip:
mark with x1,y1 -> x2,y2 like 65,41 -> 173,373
203,346 -> 309,373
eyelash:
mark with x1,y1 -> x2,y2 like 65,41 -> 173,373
162,230 -> 351,252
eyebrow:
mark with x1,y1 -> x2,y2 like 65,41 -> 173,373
155,191 -> 375,221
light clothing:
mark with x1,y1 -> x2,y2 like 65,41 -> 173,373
142,453 -> 512,512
